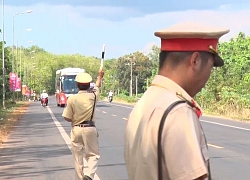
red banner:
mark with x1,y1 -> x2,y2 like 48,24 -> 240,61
9,73 -> 17,91
22,85 -> 27,95
26,90 -> 30,97
15,78 -> 21,92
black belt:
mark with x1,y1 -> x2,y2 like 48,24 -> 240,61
75,124 -> 95,128
79,120 -> 95,125
75,120 -> 95,127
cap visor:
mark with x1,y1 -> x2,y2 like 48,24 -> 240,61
214,55 -> 224,67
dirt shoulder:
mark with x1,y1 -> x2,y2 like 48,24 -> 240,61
0,101 -> 30,148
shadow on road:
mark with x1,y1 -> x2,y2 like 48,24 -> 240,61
96,104 -> 111,108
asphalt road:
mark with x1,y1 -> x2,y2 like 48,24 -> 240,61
1,96 -> 250,180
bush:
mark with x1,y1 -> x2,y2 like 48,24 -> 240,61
114,94 -> 139,103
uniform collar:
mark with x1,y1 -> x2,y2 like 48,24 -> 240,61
78,90 -> 88,94
151,75 -> 202,117
151,75 -> 192,100
78,90 -> 94,94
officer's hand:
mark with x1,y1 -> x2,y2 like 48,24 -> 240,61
98,69 -> 104,78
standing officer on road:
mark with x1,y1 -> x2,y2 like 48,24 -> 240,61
62,69 -> 104,180
124,22 -> 229,180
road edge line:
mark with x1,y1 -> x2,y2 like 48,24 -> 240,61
100,101 -> 133,109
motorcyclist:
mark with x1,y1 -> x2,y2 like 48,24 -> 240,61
108,90 -> 113,102
40,90 -> 49,105
32,91 -> 37,101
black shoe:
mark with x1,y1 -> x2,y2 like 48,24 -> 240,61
83,175 -> 92,180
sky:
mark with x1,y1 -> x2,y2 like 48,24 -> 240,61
2,0 -> 250,59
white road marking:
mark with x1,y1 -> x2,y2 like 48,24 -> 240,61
102,111 -> 107,113
201,119 -> 250,132
101,101 -> 250,132
112,114 -> 117,116
47,107 -> 100,180
47,107 -> 71,150
96,109 -> 100,111
100,101 -> 250,150
208,143 -> 224,149
101,101 -> 133,109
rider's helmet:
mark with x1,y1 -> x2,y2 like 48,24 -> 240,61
42,90 -> 46,93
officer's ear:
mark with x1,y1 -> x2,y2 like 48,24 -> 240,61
189,52 -> 201,70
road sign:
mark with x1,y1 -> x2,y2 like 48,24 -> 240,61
9,73 -> 17,91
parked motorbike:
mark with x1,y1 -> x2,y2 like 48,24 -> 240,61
108,96 -> 113,103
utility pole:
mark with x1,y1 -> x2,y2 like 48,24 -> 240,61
125,55 -> 135,97
136,75 -> 138,97
2,0 -> 6,109
130,60 -> 133,97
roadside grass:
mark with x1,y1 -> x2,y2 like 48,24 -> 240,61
0,101 -> 30,146
203,104 -> 250,121
101,94 -> 141,105
101,96 -> 138,105
113,97 -> 138,105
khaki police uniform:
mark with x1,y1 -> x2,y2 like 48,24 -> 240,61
125,75 -> 208,180
124,22 -> 229,180
62,72 -> 100,180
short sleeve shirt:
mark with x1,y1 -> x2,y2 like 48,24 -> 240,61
41,93 -> 48,98
62,87 -> 99,126
124,75 -> 209,180
108,92 -> 113,96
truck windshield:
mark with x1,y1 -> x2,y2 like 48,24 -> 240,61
61,75 -> 78,94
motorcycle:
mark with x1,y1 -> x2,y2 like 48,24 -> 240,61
108,96 -> 113,103
41,98 -> 48,107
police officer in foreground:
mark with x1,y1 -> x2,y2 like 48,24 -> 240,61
62,69 -> 104,180
124,22 -> 229,180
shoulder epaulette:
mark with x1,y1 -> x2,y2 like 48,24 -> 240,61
176,92 -> 202,118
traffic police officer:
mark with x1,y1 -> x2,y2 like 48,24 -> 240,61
63,69 -> 104,180
124,22 -> 229,180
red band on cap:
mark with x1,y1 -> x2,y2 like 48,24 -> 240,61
161,38 -> 218,51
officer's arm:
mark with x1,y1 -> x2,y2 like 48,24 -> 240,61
62,97 -> 73,122
64,117 -> 72,122
95,69 -> 104,87
159,106 -> 208,180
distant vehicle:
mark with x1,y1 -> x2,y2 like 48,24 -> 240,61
108,95 -> 113,103
55,67 -> 85,107
41,98 -> 48,107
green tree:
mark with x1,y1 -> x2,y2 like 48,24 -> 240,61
0,41 -> 13,101
147,45 -> 160,84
